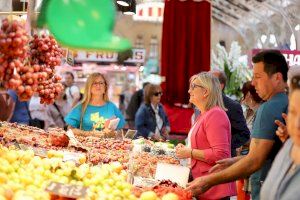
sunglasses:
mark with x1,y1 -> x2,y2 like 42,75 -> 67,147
153,92 -> 163,96
92,81 -> 105,86
190,83 -> 204,90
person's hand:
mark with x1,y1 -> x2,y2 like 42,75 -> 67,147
209,157 -> 236,173
175,144 -> 191,159
151,133 -> 162,141
186,176 -> 211,196
162,129 -> 170,140
275,113 -> 288,143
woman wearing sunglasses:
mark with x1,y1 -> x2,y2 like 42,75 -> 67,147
64,73 -> 125,131
134,84 -> 170,140
176,72 -> 235,200
260,75 -> 300,200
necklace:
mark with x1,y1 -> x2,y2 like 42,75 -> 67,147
288,162 -> 298,175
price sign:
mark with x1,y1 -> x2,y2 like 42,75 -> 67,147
133,176 -> 158,187
32,147 -> 47,157
18,144 -> 29,151
62,152 -> 85,164
45,182 -> 88,198
66,129 -> 85,149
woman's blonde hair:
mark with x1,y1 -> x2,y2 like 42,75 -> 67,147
190,72 -> 226,111
79,73 -> 109,128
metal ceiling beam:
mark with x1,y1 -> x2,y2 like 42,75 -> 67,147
212,13 -> 251,48
263,1 -> 296,48
224,0 -> 250,12
212,4 -> 239,20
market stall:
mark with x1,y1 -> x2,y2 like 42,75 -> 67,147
0,121 -> 192,200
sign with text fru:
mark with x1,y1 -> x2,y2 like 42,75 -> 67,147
45,182 -> 88,198
74,49 -> 146,63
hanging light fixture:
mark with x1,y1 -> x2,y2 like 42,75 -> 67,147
123,0 -> 136,15
116,0 -> 131,7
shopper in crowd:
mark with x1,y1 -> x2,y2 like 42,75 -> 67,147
6,90 -> 30,125
0,88 -> 14,121
65,73 -> 125,131
241,81 -> 264,132
135,84 -> 170,140
119,84 -> 134,116
46,86 -> 69,130
176,72 -> 235,200
186,50 -> 289,200
126,82 -> 150,129
212,70 -> 250,157
64,71 -> 81,110
274,65 -> 300,143
28,93 -> 47,129
260,75 -> 300,200
236,81 -> 263,200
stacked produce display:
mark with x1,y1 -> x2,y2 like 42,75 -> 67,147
0,146 -> 135,200
0,122 -> 192,200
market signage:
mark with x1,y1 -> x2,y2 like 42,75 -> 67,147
133,2 -> 164,23
74,49 -> 146,63
46,182 -> 88,198
252,49 -> 300,67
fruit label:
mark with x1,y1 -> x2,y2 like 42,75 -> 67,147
155,163 -> 190,188
62,152 -> 84,164
32,147 -> 47,157
46,182 -> 88,198
19,144 -> 29,150
66,129 -> 84,148
133,176 -> 158,187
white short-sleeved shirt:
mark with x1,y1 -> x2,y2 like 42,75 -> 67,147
65,85 -> 80,107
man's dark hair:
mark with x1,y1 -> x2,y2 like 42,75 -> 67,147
65,71 -> 75,80
252,50 -> 288,82
142,82 -> 150,89
217,71 -> 227,87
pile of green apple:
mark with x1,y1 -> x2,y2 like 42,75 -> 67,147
0,146 -> 136,200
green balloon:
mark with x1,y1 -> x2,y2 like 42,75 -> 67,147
38,0 -> 131,52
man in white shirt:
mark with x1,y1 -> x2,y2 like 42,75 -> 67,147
64,72 -> 80,109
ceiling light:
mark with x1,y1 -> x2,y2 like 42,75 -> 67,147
295,24 -> 300,31
116,0 -> 131,7
261,34 -> 267,44
123,0 -> 136,15
269,34 -> 276,44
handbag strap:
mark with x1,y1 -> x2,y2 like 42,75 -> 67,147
53,103 -> 65,123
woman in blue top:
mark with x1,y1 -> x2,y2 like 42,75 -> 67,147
64,73 -> 125,131
135,84 -> 170,140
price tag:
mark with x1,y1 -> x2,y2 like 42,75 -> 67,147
18,144 -> 29,151
32,147 -> 47,157
62,152 -> 85,164
12,140 -> 21,149
155,163 -> 190,187
66,129 -> 84,148
45,182 -> 88,198
133,176 -> 158,187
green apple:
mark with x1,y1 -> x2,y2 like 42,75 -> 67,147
140,191 -> 158,200
161,193 -> 179,200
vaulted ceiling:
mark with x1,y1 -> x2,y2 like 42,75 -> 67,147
211,0 -> 300,49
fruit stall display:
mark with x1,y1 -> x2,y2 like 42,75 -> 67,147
0,146 -> 136,200
0,122 -> 190,199
0,122 -> 180,172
